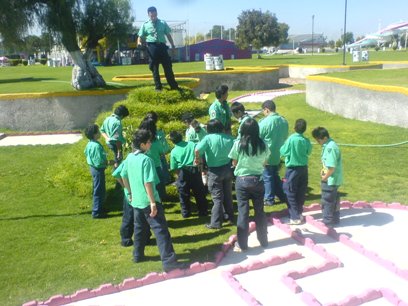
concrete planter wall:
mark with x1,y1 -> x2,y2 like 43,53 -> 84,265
0,90 -> 128,131
306,75 -> 408,128
114,67 -> 280,95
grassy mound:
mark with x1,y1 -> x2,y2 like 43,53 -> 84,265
46,86 -> 210,198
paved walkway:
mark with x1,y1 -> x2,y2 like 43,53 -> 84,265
0,133 -> 82,146
27,202 -> 408,306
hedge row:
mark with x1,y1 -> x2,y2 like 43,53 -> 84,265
46,86 -> 211,198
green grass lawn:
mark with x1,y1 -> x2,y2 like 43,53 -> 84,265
325,68 -> 408,88
0,50 -> 407,94
1,92 -> 407,305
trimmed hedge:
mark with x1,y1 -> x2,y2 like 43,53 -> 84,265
46,86 -> 210,198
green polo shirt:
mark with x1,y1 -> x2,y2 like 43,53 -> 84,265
228,140 -> 270,176
321,138 -> 343,186
112,160 -> 130,197
170,141 -> 196,170
157,130 -> 170,153
120,152 -> 160,208
138,19 -> 171,43
236,113 -> 251,140
186,125 -> 207,143
280,132 -> 312,167
209,99 -> 231,128
100,114 -> 125,145
146,138 -> 165,168
196,133 -> 234,167
84,140 -> 107,169
259,113 -> 288,166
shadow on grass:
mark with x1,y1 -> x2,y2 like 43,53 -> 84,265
0,211 -> 90,221
0,77 -> 56,84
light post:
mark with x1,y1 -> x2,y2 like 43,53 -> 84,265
312,15 -> 315,55
343,0 -> 348,65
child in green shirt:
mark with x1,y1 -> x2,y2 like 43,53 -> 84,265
84,124 -> 107,219
120,129 -> 186,272
312,126 -> 343,227
280,119 -> 312,225
228,118 -> 269,251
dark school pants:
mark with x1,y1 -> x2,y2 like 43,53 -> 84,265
263,164 -> 287,203
147,43 -> 178,90
133,203 -> 177,269
207,164 -> 234,227
235,175 -> 268,250
176,167 -> 208,217
283,166 -> 308,220
321,181 -> 340,225
89,166 -> 105,218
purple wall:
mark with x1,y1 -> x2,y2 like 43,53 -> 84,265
177,39 -> 251,62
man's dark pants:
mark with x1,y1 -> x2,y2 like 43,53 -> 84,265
133,203 -> 177,270
120,196 -> 134,246
90,166 -> 105,218
207,164 -> 234,227
263,164 -> 287,203
321,181 -> 340,225
147,43 -> 178,90
235,176 -> 268,250
283,166 -> 308,220
176,167 -> 208,217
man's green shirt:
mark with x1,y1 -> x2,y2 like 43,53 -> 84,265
84,140 -> 107,169
138,18 -> 171,43
196,133 -> 234,167
259,113 -> 288,166
280,132 -> 312,167
321,138 -> 343,186
120,152 -> 161,208
170,141 -> 196,170
209,99 -> 231,128
100,114 -> 125,145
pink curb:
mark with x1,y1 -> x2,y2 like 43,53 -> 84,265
91,283 -> 119,296
301,292 -> 322,306
358,289 -> 383,303
184,262 -> 206,276
43,294 -> 71,306
381,288 -> 401,304
117,277 -> 143,291
69,289 -> 95,302
23,302 -> 38,306
140,272 -> 165,286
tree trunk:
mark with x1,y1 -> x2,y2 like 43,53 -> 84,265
257,50 -> 262,59
70,49 -> 106,90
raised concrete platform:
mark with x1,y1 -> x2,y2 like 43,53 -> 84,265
306,75 -> 408,128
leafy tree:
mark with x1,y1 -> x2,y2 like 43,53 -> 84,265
0,0 -> 134,90
341,32 -> 354,44
328,40 -> 336,49
23,35 -> 42,57
235,9 -> 287,58
206,26 -> 236,40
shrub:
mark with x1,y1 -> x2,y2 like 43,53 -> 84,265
22,59 -> 28,66
9,59 -> 20,66
46,86 -> 210,198
40,58 -> 47,65
375,46 -> 380,51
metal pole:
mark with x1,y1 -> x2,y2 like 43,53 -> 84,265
343,0 -> 348,65
312,15 -> 315,55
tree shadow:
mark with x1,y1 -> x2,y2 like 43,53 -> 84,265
0,77 -> 56,84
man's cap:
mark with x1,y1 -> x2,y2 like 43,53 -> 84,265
147,6 -> 157,13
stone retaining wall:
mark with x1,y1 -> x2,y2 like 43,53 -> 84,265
0,91 -> 128,131
306,76 -> 408,128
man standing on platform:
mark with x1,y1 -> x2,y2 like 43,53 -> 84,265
137,6 -> 179,91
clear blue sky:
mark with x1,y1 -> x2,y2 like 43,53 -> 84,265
131,0 -> 408,40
